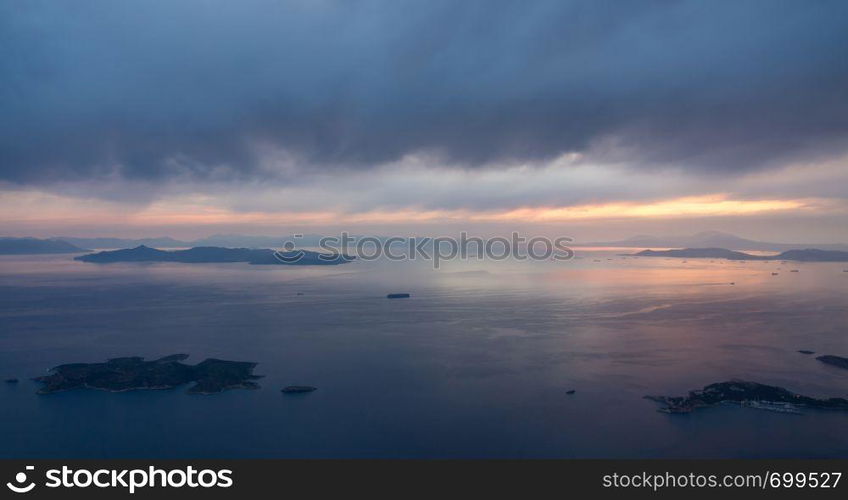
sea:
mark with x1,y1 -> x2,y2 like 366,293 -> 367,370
1,250 -> 847,458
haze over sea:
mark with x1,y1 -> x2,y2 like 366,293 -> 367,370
1,250 -> 847,458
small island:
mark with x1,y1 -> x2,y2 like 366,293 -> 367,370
816,355 -> 848,370
387,293 -> 411,299
645,380 -> 848,414
34,354 -> 262,395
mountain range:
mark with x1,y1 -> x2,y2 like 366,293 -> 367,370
3,231 -> 848,255
54,234 -> 335,249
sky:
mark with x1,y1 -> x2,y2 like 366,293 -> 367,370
1,0 -> 847,242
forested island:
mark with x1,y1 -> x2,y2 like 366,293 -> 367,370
34,354 -> 262,394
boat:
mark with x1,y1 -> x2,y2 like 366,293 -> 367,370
771,272 -> 779,276
790,269 -> 799,273
387,293 -> 411,299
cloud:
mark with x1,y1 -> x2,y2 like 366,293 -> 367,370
1,0 -> 847,187
6,151 -> 848,223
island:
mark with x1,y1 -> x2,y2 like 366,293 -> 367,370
628,247 -> 848,262
645,380 -> 848,414
387,293 -> 411,299
0,237 -> 88,255
816,355 -> 848,370
75,245 -> 353,266
33,354 -> 262,394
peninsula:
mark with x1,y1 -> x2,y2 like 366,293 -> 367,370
34,354 -> 262,394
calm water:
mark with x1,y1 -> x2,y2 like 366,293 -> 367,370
1,252 -> 847,458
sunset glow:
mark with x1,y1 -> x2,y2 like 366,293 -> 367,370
0,189 -> 825,229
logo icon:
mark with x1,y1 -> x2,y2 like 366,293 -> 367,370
273,235 -> 305,264
7,466 -> 36,493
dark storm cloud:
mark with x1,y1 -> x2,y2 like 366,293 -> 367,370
2,0 -> 847,184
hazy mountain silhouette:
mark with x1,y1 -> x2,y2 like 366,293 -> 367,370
6,230 -> 848,255
0,237 -> 88,254
56,234 -> 336,249
55,236 -> 191,249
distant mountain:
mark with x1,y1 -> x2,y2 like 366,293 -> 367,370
189,234 -> 320,248
55,234 -> 328,249
54,236 -> 190,249
190,234 -> 387,248
190,235 -> 281,248
579,231 -> 848,252
17,230 -> 848,254
631,247 -> 848,262
75,245 -> 354,265
0,237 -> 88,255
